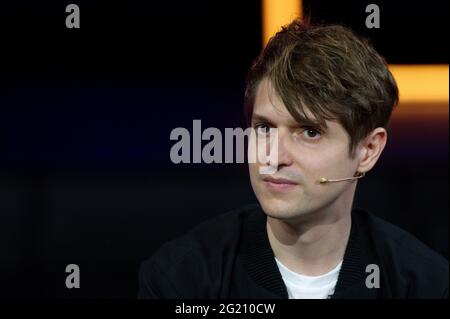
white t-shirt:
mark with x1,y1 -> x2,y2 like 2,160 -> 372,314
275,258 -> 343,299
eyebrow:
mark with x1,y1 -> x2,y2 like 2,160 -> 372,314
251,113 -> 327,130
251,114 -> 274,124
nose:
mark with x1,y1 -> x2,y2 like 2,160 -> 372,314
276,128 -> 294,168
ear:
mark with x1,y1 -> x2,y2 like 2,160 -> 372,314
356,127 -> 388,174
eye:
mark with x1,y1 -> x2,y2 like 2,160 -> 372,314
301,127 -> 322,140
254,123 -> 272,135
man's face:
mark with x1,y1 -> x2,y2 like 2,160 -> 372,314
249,78 -> 361,220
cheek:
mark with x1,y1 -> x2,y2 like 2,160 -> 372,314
291,149 -> 326,175
292,147 -> 349,181
248,163 -> 259,182
248,163 -> 264,197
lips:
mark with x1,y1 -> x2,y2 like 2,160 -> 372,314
263,176 -> 298,185
263,176 -> 298,192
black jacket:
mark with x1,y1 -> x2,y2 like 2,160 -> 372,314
138,204 -> 448,299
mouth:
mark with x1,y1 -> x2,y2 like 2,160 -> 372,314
263,176 -> 298,192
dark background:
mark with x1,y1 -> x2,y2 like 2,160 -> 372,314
0,0 -> 448,298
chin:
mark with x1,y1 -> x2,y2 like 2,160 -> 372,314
258,197 -> 312,220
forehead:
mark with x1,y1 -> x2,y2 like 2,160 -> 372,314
252,78 -> 313,124
252,78 -> 344,133
252,78 -> 293,124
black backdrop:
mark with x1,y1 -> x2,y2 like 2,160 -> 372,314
0,0 -> 448,298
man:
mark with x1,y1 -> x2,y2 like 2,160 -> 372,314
138,19 -> 448,298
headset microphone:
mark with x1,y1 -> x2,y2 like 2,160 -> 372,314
319,172 -> 365,184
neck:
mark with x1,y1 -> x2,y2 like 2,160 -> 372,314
267,191 -> 354,276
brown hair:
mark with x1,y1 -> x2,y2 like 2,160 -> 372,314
244,18 -> 399,157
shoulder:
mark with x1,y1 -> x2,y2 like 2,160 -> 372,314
354,208 -> 449,298
138,204 -> 261,298
149,203 -> 260,265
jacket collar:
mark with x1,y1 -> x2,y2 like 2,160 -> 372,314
239,205 -> 379,299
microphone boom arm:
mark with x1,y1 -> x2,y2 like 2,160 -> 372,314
319,172 -> 366,184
